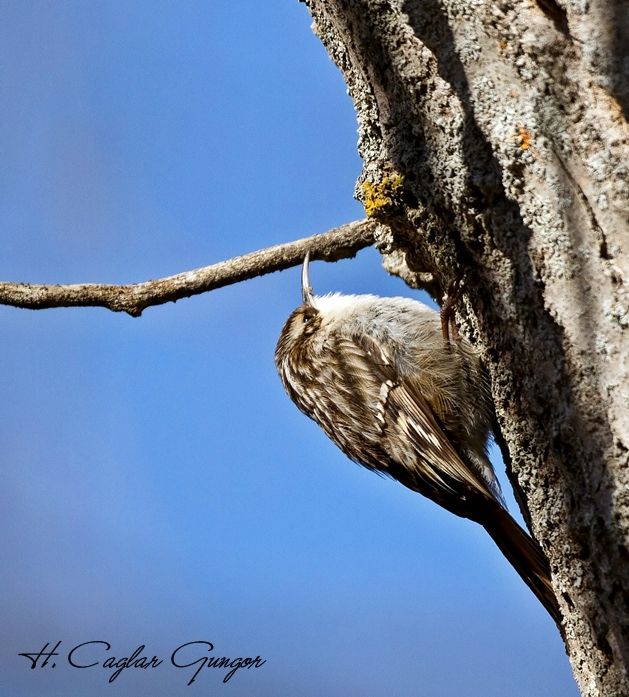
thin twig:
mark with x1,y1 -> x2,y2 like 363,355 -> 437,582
0,219 -> 377,317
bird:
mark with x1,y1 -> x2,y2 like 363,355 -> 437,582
275,252 -> 561,625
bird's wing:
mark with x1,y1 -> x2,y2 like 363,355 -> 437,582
342,333 -> 498,517
331,334 -> 559,625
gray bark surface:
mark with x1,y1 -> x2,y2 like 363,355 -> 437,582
302,0 -> 629,694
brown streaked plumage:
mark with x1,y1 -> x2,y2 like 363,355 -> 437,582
275,254 -> 561,626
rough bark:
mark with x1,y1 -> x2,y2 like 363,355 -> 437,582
301,0 -> 628,694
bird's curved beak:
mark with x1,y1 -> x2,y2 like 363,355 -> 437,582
301,251 -> 315,306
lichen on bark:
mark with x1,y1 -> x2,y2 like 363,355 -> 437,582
302,0 -> 629,694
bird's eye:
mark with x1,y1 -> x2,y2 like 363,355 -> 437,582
301,309 -> 317,328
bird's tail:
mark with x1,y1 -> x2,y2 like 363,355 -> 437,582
481,503 -> 562,626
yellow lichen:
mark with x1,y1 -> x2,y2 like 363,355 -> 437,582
360,173 -> 405,217
517,126 -> 532,150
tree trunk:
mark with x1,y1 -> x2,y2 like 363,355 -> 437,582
301,0 -> 629,694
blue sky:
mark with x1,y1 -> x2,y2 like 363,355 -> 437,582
0,2 -> 577,696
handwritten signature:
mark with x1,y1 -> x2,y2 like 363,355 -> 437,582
18,640 -> 266,685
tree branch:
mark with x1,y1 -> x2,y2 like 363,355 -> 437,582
0,219 -> 377,317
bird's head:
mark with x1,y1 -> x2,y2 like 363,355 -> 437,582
275,253 -> 323,365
